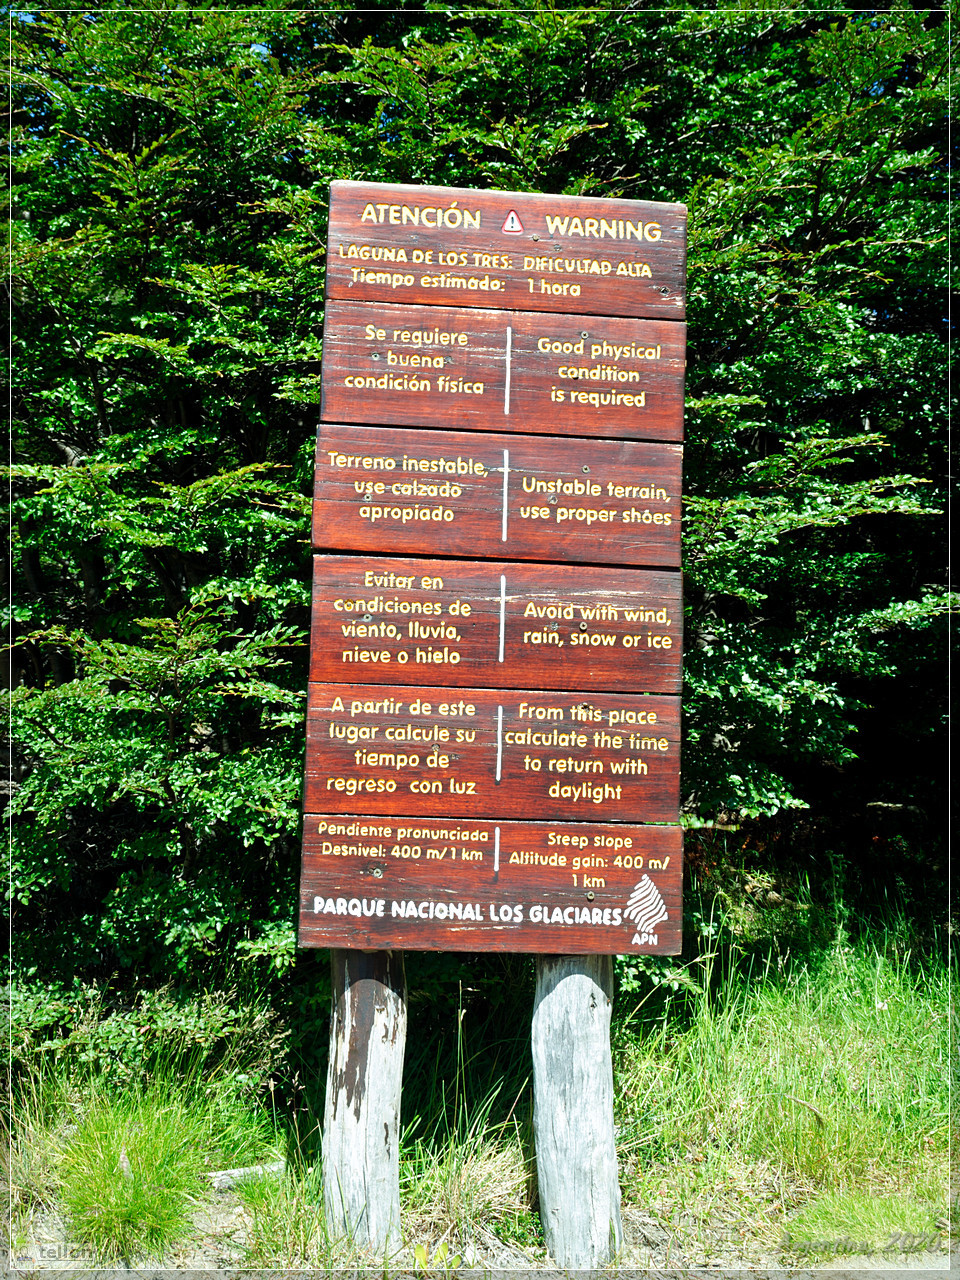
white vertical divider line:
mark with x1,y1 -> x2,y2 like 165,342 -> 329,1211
494,827 -> 500,874
504,325 -> 513,414
496,705 -> 503,781
498,574 -> 507,663
501,449 -> 509,541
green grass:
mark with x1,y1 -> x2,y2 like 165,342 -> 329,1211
401,1087 -> 533,1254
396,979 -> 538,1260
782,1188 -> 940,1261
3,1069 -> 68,1257
615,939 -> 950,1261
59,1084 -> 207,1263
6,1060 -> 283,1265
5,931 -> 951,1267
234,1166 -> 332,1268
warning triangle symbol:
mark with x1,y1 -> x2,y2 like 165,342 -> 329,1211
501,210 -> 524,234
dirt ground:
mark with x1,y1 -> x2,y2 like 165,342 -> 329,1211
7,1190 -> 953,1276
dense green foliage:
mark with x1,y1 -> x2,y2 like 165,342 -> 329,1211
10,5 -> 949,999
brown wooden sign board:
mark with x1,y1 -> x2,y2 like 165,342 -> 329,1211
326,181 -> 686,320
319,301 -> 685,442
310,555 -> 681,694
309,183 -> 686,1262
299,816 -> 682,954
305,683 -> 680,824
302,181 -> 686,961
314,424 -> 682,567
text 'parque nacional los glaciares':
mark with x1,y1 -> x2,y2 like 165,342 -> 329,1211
300,180 -> 687,954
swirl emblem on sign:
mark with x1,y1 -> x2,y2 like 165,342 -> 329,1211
624,874 -> 668,935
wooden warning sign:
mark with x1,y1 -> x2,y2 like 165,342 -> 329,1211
302,180 -> 686,956
304,683 -> 680,824
300,817 -> 682,954
309,556 -> 681,693
314,424 -> 682,566
325,181 -> 686,320
310,182 -> 688,1267
320,301 -> 685,441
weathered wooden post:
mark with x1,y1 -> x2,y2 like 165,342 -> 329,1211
322,948 -> 406,1251
298,181 -> 687,1263
533,954 -> 622,1267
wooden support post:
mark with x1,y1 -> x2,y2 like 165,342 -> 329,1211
323,949 -> 406,1252
532,954 -> 623,1268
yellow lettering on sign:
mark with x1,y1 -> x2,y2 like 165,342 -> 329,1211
360,201 -> 481,229
543,215 -> 662,241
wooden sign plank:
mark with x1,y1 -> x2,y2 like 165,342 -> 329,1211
299,816 -> 682,954
310,556 -> 681,694
304,683 -> 680,823
314,424 -> 682,567
325,181 -> 686,320
320,301 -> 685,442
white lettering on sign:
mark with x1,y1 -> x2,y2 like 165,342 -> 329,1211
307,892 -> 678,937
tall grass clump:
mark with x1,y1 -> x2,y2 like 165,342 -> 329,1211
4,1068 -> 77,1256
402,1086 -> 531,1252
59,1082 -> 207,1263
398,969 -> 537,1258
6,1007 -> 287,1266
235,1166 -> 332,1268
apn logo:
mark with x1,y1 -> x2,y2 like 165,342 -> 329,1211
624,874 -> 668,945
501,210 -> 524,234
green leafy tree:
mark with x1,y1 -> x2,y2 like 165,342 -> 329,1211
10,4 -> 949,993
10,8 -> 325,978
